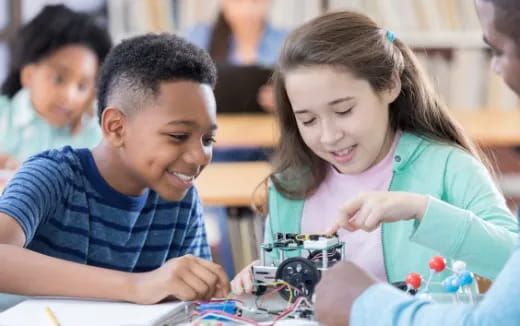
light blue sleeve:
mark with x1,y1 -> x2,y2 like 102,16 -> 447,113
183,24 -> 212,50
351,244 -> 520,326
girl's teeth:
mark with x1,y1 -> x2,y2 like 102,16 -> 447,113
335,146 -> 354,155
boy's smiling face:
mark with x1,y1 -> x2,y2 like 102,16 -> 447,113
112,81 -> 217,201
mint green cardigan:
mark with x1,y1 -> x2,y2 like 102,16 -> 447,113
265,132 -> 518,283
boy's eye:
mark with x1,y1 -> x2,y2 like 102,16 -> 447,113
302,118 -> 316,126
487,46 -> 502,57
168,134 -> 189,142
203,136 -> 216,146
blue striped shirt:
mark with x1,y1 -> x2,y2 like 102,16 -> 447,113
0,146 -> 211,272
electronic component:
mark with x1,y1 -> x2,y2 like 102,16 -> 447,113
198,302 -> 237,315
252,232 -> 345,300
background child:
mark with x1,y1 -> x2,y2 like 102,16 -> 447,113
0,5 -> 112,168
231,10 -> 517,294
0,33 -> 229,307
316,0 -> 520,325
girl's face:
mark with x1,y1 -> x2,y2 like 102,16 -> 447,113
221,0 -> 271,27
285,65 -> 400,174
21,45 -> 99,127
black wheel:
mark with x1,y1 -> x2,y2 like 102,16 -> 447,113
275,257 -> 320,301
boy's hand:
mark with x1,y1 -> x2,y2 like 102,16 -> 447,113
328,191 -> 428,233
315,261 -> 378,326
231,260 -> 259,295
133,254 -> 230,304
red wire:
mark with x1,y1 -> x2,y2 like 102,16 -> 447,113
257,284 -> 286,309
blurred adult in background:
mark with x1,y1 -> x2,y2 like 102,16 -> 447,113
186,0 -> 286,66
185,0 -> 288,161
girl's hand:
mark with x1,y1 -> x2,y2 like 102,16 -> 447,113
231,260 -> 259,295
328,191 -> 428,233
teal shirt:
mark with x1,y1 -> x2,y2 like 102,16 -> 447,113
265,132 -> 518,283
0,89 -> 101,162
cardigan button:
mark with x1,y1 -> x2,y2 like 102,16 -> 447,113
394,155 -> 401,162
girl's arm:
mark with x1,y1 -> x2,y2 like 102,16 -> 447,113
410,148 -> 518,279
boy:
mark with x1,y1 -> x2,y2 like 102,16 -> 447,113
314,0 -> 520,325
0,33 -> 230,305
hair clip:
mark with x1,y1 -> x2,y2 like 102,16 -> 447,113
386,30 -> 396,43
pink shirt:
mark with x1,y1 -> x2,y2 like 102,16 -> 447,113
301,134 -> 400,281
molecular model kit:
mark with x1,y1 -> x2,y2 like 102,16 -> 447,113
404,255 -> 480,303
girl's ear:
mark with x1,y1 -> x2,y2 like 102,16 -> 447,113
20,64 -> 36,88
386,71 -> 402,104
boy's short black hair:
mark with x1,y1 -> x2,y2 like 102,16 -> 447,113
97,33 -> 217,122
1,4 -> 112,97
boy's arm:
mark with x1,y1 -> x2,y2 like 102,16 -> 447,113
0,157 -> 146,302
0,157 -> 229,303
0,212 -> 138,301
0,211 -> 229,303
349,244 -> 520,326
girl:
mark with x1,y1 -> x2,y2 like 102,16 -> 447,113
0,5 -> 112,168
231,10 -> 518,294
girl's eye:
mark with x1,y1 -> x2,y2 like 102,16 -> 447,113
337,107 -> 353,115
78,83 -> 89,92
302,118 -> 316,126
53,74 -> 65,84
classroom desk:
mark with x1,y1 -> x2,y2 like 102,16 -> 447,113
450,110 -> 520,147
215,113 -> 278,148
195,161 -> 271,207
215,111 -> 520,147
